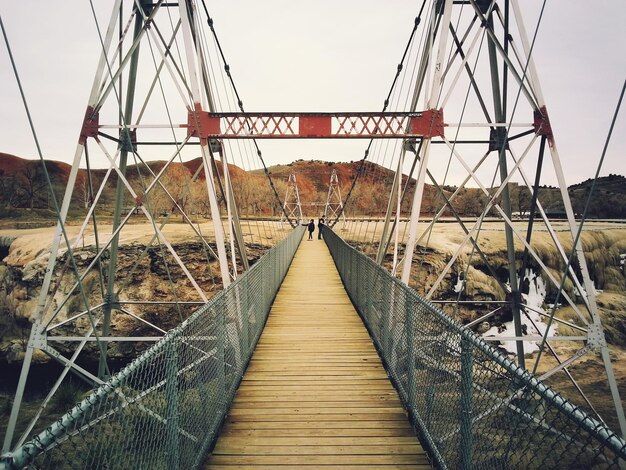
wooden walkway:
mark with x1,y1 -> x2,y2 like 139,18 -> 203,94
204,234 -> 430,469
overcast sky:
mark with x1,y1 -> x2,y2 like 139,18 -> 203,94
1,1 -> 624,186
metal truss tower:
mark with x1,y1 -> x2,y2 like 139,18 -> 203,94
2,0 -> 252,453
324,169 -> 346,228
372,0 -> 625,436
281,173 -> 303,226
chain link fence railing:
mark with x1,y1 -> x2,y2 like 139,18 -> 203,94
0,226 -> 305,470
324,227 -> 626,469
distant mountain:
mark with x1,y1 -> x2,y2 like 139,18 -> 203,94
261,159 -> 390,193
569,174 -> 626,194
567,174 -> 626,218
0,153 -> 71,181
1,153 -> 624,219
0,153 -> 248,214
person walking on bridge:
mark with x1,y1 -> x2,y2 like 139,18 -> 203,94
307,219 -> 315,240
318,217 -> 325,239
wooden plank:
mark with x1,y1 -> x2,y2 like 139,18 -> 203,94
223,414 -> 409,422
232,397 -> 402,405
213,436 -> 420,446
235,384 -> 397,391
231,398 -> 403,406
207,455 -> 430,465
234,389 -> 399,396
228,407 -> 405,415
239,372 -> 389,379
223,420 -> 414,430
219,428 -> 416,438
205,465 -> 430,470
212,445 -> 421,455
203,237 -> 430,469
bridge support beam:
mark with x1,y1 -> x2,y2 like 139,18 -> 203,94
100,0 -> 150,380
179,1 -> 231,288
511,0 -> 625,435
485,6 -> 525,368
186,111 -> 445,140
1,0 -> 125,453
401,0 -> 454,285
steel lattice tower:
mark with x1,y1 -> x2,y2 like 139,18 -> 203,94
369,0 -> 625,436
2,0 -> 256,452
281,173 -> 303,226
325,169 -> 346,228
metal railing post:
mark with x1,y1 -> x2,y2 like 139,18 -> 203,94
166,341 -> 179,470
405,295 -> 417,409
381,278 -> 392,356
459,338 -> 473,469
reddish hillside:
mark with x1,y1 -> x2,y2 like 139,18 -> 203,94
3,153 -> 623,218
262,160 -> 391,199
262,159 -> 443,215
0,153 -> 28,174
0,152 -> 72,180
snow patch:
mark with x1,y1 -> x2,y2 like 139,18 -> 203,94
482,269 -> 558,355
454,275 -> 465,293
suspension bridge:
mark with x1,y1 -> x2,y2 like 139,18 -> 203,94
1,0 -> 626,468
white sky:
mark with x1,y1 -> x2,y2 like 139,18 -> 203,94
0,1 -> 624,186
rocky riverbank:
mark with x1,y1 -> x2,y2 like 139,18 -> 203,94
0,229 -> 272,365
1,222 -> 625,431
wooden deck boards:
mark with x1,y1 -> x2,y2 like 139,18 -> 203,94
204,235 -> 430,469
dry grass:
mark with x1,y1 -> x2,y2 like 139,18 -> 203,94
464,265 -> 506,301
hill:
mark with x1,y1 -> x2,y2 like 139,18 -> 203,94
570,174 -> 626,194
261,159 -> 444,216
0,153 -> 252,219
538,174 -> 626,219
0,153 -> 624,219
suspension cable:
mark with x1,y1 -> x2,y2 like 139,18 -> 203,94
533,77 -> 626,373
0,13 -> 112,377
196,12 -> 275,246
199,1 -> 293,226
336,2 -> 428,229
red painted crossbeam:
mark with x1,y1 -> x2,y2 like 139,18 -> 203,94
186,110 -> 445,139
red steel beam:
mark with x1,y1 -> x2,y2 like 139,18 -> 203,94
533,106 -> 554,145
186,110 -> 446,139
79,106 -> 99,144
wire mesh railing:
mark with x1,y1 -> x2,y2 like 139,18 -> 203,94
323,227 -> 626,470
0,226 -> 305,470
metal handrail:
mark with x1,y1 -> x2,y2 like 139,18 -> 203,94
0,226 -> 305,470
324,226 -> 626,469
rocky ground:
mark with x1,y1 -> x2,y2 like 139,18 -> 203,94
0,221 -> 292,364
1,219 -> 625,434
343,219 -> 626,432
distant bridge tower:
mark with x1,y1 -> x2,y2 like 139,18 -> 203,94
324,169 -> 346,228
281,174 -> 303,225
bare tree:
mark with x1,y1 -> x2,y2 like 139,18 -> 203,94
0,170 -> 20,208
190,179 -> 210,217
150,163 -> 193,221
454,189 -> 483,217
19,162 -> 47,209
73,171 -> 92,210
